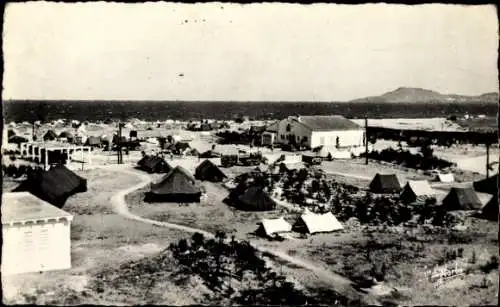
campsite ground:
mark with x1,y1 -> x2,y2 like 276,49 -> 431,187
3,119 -> 498,305
1,168 -> 198,305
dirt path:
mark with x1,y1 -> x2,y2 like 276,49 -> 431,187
105,165 -> 379,305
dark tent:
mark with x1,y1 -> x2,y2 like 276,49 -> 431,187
235,186 -> 277,211
473,175 -> 498,195
481,196 -> 498,221
59,131 -> 74,140
369,174 -> 402,194
13,164 -> 87,208
146,166 -> 201,202
43,130 -> 58,141
442,187 -> 483,211
175,142 -> 191,153
137,155 -> 171,173
199,150 -> 221,158
8,135 -> 28,144
195,160 -> 227,182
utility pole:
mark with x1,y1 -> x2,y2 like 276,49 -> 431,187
486,142 -> 490,178
365,117 -> 369,165
117,122 -> 123,164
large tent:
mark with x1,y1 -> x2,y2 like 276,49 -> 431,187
235,186 -> 277,211
147,166 -> 201,202
442,187 -> 483,211
369,174 -> 401,194
473,174 -> 498,195
293,209 -> 343,234
257,217 -> 292,237
13,165 -> 87,208
195,159 -> 227,182
137,155 -> 172,174
400,180 -> 436,204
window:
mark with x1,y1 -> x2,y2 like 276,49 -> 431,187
296,135 -> 300,141
280,134 -> 284,140
286,124 -> 291,132
303,136 -> 308,142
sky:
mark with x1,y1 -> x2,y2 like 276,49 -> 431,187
2,2 -> 498,101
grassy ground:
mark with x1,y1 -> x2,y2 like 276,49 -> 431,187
2,168 -> 194,305
127,180 -> 297,238
288,218 -> 499,306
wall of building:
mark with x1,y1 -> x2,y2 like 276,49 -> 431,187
1,219 -> 72,275
276,119 -> 312,147
310,129 -> 365,148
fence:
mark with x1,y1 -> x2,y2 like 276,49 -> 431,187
417,260 -> 465,288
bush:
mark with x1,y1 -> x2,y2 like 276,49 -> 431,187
480,256 -> 499,273
361,147 -> 453,170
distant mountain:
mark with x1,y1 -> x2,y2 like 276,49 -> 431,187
350,87 -> 499,103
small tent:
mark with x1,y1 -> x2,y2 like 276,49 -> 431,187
147,166 -> 201,202
442,187 -> 483,211
199,150 -> 221,158
195,160 -> 227,182
473,174 -> 498,195
257,217 -> 292,237
437,173 -> 455,183
235,186 -> 277,211
293,210 -> 343,234
13,164 -> 87,208
59,131 -> 74,141
481,196 -> 499,221
400,180 -> 435,204
43,130 -> 58,141
138,155 -> 171,174
369,174 -> 401,194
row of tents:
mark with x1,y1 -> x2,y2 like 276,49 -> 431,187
256,209 -> 344,238
369,173 -> 498,219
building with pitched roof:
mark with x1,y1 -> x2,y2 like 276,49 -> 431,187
275,115 -> 365,149
1,192 -> 74,275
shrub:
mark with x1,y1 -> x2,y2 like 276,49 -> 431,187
480,256 -> 499,274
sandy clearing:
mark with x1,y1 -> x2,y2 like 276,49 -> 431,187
107,165 -> 379,305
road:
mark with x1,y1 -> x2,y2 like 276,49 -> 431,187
105,165 -> 379,305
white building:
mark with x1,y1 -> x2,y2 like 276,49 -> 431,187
275,115 -> 365,149
1,192 -> 74,275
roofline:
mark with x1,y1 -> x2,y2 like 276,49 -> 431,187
286,118 -> 363,132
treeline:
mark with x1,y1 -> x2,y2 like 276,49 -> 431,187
361,147 -> 454,170
367,126 -> 497,146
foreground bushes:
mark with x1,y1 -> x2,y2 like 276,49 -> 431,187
361,147 -> 454,170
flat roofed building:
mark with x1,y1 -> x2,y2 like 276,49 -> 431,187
1,192 -> 74,275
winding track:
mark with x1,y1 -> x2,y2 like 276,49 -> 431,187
106,165 -> 379,305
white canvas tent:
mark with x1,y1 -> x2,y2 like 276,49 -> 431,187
296,210 -> 343,234
437,173 -> 455,183
259,217 -> 292,236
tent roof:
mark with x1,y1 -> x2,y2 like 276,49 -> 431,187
369,174 -> 401,192
437,173 -> 455,183
443,187 -> 483,210
151,166 -> 200,195
195,159 -> 227,179
13,165 -> 87,208
44,130 -> 58,139
473,174 -> 498,195
299,211 -> 343,233
404,180 -> 435,196
260,217 -> 292,236
237,186 -> 277,210
2,192 -> 73,224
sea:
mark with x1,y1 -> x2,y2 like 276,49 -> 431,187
2,100 -> 497,123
